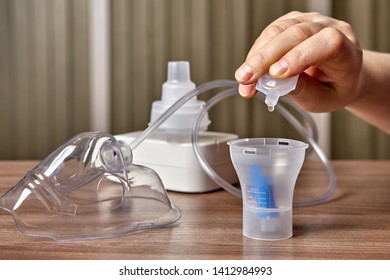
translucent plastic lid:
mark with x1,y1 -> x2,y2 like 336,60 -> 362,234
256,73 -> 299,112
0,132 -> 181,242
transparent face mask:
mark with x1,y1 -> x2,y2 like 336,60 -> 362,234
0,132 -> 181,242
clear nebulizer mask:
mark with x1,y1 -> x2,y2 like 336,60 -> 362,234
0,132 -> 180,242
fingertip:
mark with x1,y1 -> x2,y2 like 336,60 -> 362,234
269,59 -> 289,78
238,84 -> 257,98
235,63 -> 254,83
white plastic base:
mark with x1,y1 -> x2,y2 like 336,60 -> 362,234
115,131 -> 238,193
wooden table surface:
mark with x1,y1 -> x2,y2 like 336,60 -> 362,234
0,160 -> 389,260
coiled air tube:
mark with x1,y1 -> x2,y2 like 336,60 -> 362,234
191,85 -> 336,206
130,79 -> 336,206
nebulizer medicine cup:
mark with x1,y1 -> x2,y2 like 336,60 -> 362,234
228,138 -> 308,240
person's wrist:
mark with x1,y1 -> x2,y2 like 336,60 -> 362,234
348,49 -> 371,107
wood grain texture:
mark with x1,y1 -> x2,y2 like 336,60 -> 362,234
0,160 -> 389,260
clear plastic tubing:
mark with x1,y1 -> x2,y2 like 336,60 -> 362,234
130,79 -> 336,207
130,79 -> 238,150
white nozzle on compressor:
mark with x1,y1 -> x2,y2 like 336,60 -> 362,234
162,61 -> 196,104
256,73 -> 299,112
150,61 -> 210,134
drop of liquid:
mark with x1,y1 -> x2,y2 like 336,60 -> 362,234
267,105 -> 275,112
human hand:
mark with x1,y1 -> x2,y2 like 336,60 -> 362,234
235,11 -> 364,112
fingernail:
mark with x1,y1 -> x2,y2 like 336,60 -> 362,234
236,63 -> 253,82
270,59 -> 288,77
238,84 -> 256,98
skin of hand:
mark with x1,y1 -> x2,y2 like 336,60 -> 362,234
235,11 -> 390,134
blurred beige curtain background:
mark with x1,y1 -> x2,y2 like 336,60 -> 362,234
0,0 -> 90,159
0,0 -> 389,159
332,0 -> 390,159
